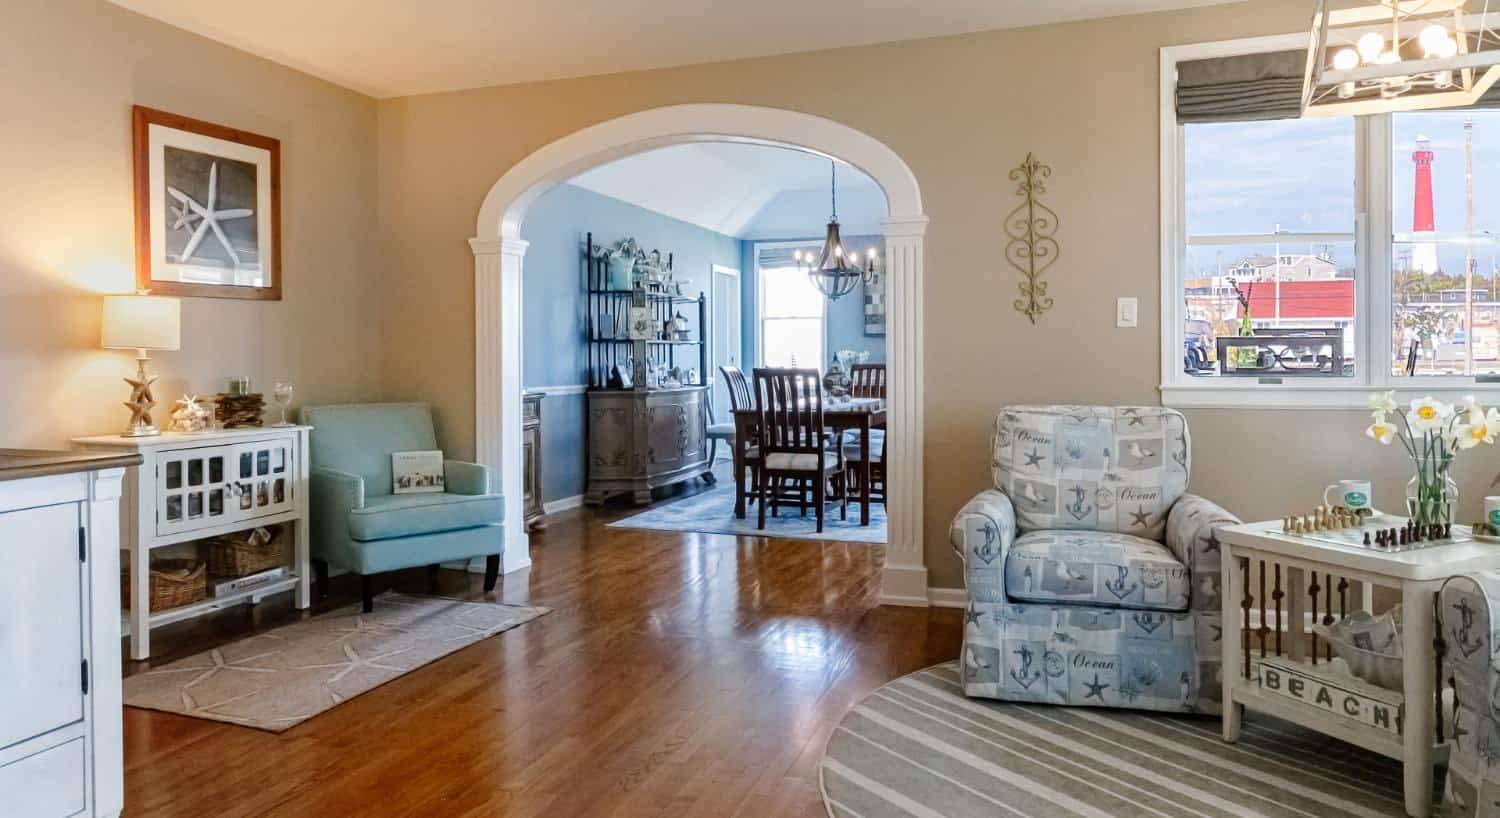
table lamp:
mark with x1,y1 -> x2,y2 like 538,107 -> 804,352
102,294 -> 181,437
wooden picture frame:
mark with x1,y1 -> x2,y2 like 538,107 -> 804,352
132,106 -> 281,300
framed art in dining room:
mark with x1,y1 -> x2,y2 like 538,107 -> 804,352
132,105 -> 282,300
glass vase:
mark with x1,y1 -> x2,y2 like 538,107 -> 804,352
1405,471 -> 1458,527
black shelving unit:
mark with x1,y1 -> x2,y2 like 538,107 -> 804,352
585,232 -> 708,390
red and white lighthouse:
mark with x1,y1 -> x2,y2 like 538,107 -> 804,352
1412,135 -> 1439,273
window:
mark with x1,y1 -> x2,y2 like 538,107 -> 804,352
1164,37 -> 1500,406
1391,112 -> 1500,378
757,245 -> 825,369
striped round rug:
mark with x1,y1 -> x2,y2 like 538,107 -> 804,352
821,662 -> 1417,818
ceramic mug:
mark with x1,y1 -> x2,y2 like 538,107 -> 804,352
1485,496 -> 1500,529
1324,480 -> 1372,512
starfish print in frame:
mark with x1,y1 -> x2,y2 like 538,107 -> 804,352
167,161 -> 254,267
1128,506 -> 1153,528
1024,447 -> 1046,468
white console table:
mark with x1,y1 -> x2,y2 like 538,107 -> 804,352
0,450 -> 139,818
1217,517 -> 1500,817
74,427 -> 312,660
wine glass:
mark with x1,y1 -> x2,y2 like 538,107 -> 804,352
271,379 -> 294,427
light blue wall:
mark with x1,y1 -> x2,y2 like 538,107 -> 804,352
740,235 -> 886,372
522,183 -> 743,504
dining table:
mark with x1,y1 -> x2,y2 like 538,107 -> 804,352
731,397 -> 886,526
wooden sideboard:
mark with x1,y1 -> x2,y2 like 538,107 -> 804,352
522,391 -> 546,531
584,385 -> 710,506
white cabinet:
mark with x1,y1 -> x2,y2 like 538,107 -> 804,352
0,503 -> 85,749
154,438 -> 295,537
0,461 -> 132,818
74,427 -> 311,661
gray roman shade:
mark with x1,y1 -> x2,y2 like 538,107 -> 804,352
1175,49 -> 1306,124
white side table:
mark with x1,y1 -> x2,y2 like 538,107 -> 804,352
1217,518 -> 1500,817
74,426 -> 312,660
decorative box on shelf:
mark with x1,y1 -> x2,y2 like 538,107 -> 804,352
73,426 -> 311,660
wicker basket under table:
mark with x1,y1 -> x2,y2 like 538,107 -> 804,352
124,558 -> 207,613
205,526 -> 285,578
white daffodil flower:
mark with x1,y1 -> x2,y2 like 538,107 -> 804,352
1369,391 -> 1398,416
1366,419 -> 1396,444
1457,420 -> 1494,449
1408,397 -> 1453,432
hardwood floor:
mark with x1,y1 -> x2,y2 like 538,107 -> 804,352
121,490 -> 961,817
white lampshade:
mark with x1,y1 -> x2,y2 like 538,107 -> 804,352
101,295 -> 180,351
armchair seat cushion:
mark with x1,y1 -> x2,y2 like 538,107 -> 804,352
1004,530 -> 1189,612
349,492 -> 504,542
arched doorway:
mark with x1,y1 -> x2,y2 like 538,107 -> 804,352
472,104 -> 930,605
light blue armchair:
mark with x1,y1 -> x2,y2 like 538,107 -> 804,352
949,405 -> 1238,714
302,402 -> 505,612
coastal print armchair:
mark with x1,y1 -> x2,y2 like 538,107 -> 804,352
949,405 -> 1239,714
1439,571 -> 1500,817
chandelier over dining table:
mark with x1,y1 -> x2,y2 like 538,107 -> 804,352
797,160 -> 877,301
1303,0 -> 1500,116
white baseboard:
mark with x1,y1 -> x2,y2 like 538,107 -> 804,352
543,494 -> 584,514
927,587 -> 967,608
879,563 -> 931,607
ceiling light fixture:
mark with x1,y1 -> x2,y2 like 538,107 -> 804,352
1304,0 -> 1500,116
797,161 -> 877,301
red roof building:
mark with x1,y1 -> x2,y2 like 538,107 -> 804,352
1236,279 -> 1354,320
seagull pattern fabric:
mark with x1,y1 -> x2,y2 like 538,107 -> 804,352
1439,571 -> 1500,817
993,405 -> 1189,540
1004,530 -> 1190,612
951,405 -> 1233,715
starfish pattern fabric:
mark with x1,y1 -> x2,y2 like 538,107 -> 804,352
951,406 -> 1238,715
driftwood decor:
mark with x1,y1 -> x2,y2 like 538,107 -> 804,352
1005,153 -> 1059,324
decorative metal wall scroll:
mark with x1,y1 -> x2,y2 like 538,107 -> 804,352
1005,153 -> 1059,324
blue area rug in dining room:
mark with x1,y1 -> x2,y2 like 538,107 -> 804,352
609,483 -> 887,543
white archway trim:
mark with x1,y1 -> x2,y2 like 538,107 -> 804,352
472,104 -> 927,605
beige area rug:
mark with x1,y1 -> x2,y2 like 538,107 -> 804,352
124,592 -> 549,732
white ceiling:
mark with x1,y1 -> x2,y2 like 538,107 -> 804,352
568,142 -> 886,239
105,0 -> 1239,98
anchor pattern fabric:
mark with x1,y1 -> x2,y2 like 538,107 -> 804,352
992,405 -> 1189,540
1004,530 -> 1190,612
1438,571 -> 1500,817
951,405 -> 1231,715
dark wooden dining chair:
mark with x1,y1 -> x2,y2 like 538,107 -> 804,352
850,363 -> 886,399
752,368 -> 846,532
719,365 -> 757,508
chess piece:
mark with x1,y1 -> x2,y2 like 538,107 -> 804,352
1362,530 -> 1371,546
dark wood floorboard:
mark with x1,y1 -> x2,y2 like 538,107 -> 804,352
121,484 -> 959,817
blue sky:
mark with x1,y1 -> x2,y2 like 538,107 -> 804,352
1185,111 -> 1500,279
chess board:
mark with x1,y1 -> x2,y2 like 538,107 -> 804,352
1263,514 -> 1473,552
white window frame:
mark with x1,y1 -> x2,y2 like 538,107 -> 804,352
754,241 -> 828,369
1161,33 -> 1500,409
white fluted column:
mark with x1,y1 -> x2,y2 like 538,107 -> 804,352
471,235 -> 531,574
880,217 -> 928,605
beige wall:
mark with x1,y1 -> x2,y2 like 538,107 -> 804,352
372,0 -> 1500,590
2,0 -> 382,448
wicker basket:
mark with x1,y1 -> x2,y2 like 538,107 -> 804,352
123,559 -> 207,613
205,526 -> 284,578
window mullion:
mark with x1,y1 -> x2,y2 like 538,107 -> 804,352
1364,113 -> 1394,389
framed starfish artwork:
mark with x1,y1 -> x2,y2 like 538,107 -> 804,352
132,106 -> 281,300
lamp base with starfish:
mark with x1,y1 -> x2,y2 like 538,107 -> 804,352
122,350 -> 161,437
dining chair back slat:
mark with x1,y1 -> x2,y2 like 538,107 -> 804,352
755,368 -> 824,455
849,363 -> 886,399
720,365 -> 754,412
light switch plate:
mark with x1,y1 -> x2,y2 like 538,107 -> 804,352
1116,297 -> 1138,328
